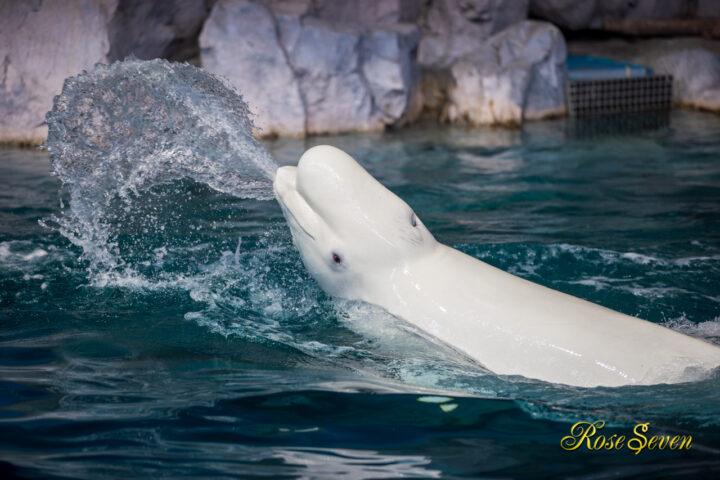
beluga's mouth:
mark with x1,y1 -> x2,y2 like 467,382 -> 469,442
273,165 -> 319,240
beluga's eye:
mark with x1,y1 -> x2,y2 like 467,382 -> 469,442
332,252 -> 342,264
410,213 -> 417,227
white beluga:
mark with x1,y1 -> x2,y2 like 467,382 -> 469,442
273,145 -> 720,388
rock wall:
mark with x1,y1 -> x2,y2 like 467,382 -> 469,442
199,0 -> 305,136
200,0 -> 420,137
646,48 -> 720,111
13,0 -> 719,144
364,25 -> 423,124
198,0 -> 564,133
418,0 -> 530,69
0,0 -> 573,144
530,0 -> 720,31
314,0 -> 425,27
446,21 -> 567,126
278,17 -> 381,135
108,0 -> 216,62
0,0 -> 118,145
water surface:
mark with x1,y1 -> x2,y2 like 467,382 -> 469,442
2,110 -> 720,478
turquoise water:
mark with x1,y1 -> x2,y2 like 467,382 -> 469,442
2,62 -> 720,478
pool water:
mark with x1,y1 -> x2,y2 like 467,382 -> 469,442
2,108 -> 720,478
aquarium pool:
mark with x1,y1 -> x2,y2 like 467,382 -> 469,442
2,111 -> 720,478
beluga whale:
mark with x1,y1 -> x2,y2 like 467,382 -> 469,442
273,145 -> 720,388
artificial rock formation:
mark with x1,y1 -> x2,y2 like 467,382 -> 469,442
418,0 -> 530,69
314,0 -> 425,27
529,0 -> 631,30
280,17 -> 379,135
199,0 -> 305,136
0,0 -> 565,144
447,20 -> 567,126
530,0 -> 720,31
363,25 -> 422,124
5,0 -> 720,146
200,0 -> 420,137
0,0 -> 118,145
1,0 -> 219,145
640,47 -> 720,111
415,0 -> 568,127
108,0 -> 216,62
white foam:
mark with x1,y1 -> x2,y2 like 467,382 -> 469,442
0,241 -> 56,269
546,243 -> 720,269
620,251 -> 662,265
0,242 -> 10,260
664,315 -> 720,342
622,285 -> 689,299
673,254 -> 720,267
565,275 -> 621,290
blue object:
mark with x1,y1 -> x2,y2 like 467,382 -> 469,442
567,54 -> 652,81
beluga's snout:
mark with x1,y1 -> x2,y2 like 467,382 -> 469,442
273,165 -> 297,201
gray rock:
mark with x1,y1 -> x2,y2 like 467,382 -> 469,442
108,0 -> 216,62
0,0 -> 118,146
263,0 -> 313,16
280,17 -> 380,134
200,0 -> 420,136
362,25 -> 421,124
447,20 -> 567,126
314,0 -> 425,27
631,44 -> 720,111
199,0 -> 305,136
624,0 -> 695,20
419,0 -> 529,69
698,0 -> 720,17
530,0 -> 716,31
529,0 -> 636,30
529,0 -> 597,30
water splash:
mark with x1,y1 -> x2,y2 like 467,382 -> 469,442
46,58 -> 276,198
37,58 -> 370,368
37,58 -> 374,369
43,58 -> 278,275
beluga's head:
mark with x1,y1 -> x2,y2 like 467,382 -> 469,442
274,145 -> 437,299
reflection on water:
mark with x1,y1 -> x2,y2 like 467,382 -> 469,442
568,111 -> 671,138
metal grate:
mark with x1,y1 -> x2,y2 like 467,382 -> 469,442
568,75 -> 673,116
